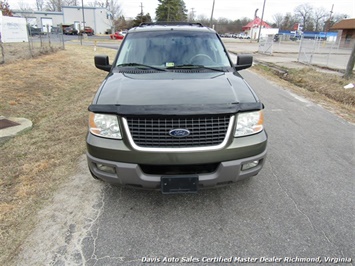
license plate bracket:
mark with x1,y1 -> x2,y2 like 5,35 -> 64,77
161,176 -> 198,194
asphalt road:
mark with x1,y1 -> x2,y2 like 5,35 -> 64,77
15,68 -> 354,265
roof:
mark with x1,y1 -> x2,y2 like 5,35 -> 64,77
62,5 -> 106,10
242,17 -> 271,30
331,18 -> 355,30
129,22 -> 215,33
13,10 -> 63,15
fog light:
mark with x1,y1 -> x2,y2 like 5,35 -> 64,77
96,163 -> 116,174
241,160 -> 259,171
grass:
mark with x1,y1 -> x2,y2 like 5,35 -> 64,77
284,68 -> 355,105
0,43 -> 354,264
0,44 -> 117,264
1,38 -> 64,64
252,63 -> 355,123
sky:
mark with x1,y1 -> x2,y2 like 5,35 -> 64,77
6,0 -> 355,22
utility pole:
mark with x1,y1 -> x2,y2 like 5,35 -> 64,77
81,0 -> 85,45
140,2 -> 144,23
190,8 -> 195,21
327,4 -> 334,32
209,0 -> 215,28
257,0 -> 266,42
81,0 -> 85,29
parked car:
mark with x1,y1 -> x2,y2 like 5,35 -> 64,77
51,26 -> 60,34
64,27 -> 78,35
87,22 -> 267,193
80,26 -> 94,36
239,34 -> 251,39
27,26 -> 44,36
290,35 -> 301,41
273,34 -> 279,42
110,31 -> 125,40
220,33 -> 233,38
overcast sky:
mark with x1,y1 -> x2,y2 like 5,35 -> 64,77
7,0 -> 355,22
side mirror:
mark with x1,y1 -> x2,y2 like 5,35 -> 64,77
94,55 -> 111,72
234,54 -> 253,71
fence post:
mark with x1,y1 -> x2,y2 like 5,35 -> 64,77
27,24 -> 33,58
47,25 -> 51,48
59,24 -> 65,50
0,33 -> 4,64
297,37 -> 302,62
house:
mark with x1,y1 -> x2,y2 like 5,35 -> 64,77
242,17 -> 277,40
331,18 -> 355,48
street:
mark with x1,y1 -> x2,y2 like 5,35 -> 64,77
14,63 -> 354,265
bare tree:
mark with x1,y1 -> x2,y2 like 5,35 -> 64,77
280,12 -> 298,30
272,13 -> 284,28
18,0 -> 33,10
36,0 -> 44,11
45,0 -> 62,11
87,1 -> 105,7
332,13 -> 349,23
63,0 -> 78,6
1,0 -> 13,16
294,3 -> 313,31
195,14 -> 209,26
106,0 -> 121,18
313,7 -> 327,31
105,0 -> 122,32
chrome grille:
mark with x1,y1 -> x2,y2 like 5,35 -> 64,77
125,116 -> 231,148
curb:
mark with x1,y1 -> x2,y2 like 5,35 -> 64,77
253,59 -> 289,76
0,117 -> 33,145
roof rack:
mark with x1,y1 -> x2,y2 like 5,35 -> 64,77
139,22 -> 204,27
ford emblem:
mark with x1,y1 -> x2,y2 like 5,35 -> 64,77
169,129 -> 190,138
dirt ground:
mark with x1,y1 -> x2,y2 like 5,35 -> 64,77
13,155 -> 105,265
0,44 -> 117,265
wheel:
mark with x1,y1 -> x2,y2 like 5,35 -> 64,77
190,54 -> 214,64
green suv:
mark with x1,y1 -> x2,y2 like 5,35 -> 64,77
86,22 -> 267,193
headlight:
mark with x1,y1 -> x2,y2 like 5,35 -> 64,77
234,111 -> 264,137
89,112 -> 122,139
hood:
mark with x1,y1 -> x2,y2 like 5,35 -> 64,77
96,71 -> 257,105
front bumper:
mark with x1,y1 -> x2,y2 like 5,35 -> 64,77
86,130 -> 267,190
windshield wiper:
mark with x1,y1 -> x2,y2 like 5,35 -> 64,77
167,64 -> 226,72
116,63 -> 167,71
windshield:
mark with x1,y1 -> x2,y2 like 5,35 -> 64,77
115,31 -> 231,69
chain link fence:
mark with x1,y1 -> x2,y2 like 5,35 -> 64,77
257,35 -> 353,72
0,25 -> 65,64
258,35 -> 274,55
298,37 -> 352,71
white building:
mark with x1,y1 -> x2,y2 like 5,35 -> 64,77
12,10 -> 63,32
62,6 -> 112,34
12,6 -> 113,34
